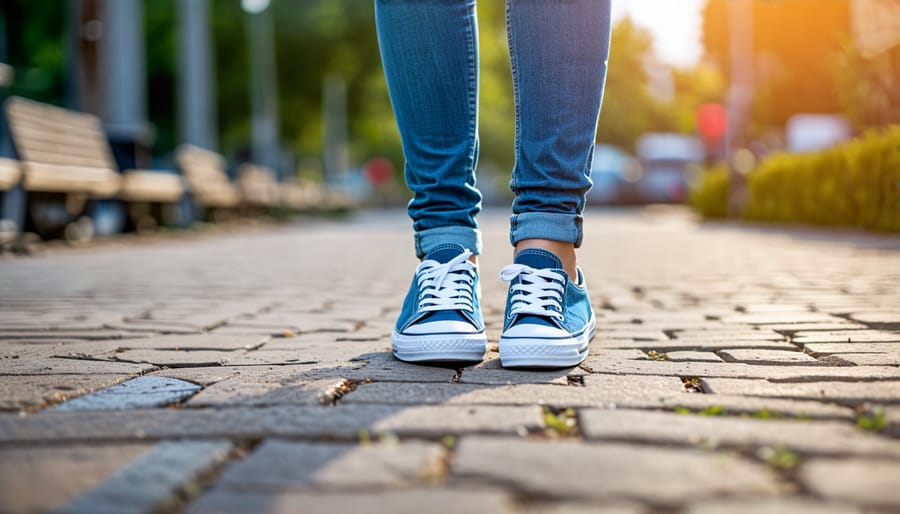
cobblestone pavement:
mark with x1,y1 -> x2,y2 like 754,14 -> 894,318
1,207 -> 899,514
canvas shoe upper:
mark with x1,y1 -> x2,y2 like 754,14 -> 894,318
499,248 -> 596,368
391,243 -> 487,363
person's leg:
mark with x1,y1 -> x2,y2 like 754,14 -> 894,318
376,0 -> 487,363
500,0 -> 612,368
375,0 -> 482,259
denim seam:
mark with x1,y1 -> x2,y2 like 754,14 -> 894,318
464,9 -> 478,182
506,1 -> 521,204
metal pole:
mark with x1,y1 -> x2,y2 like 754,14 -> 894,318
101,0 -> 149,168
726,0 -> 754,216
178,0 -> 217,150
64,0 -> 82,111
101,0 -> 147,144
246,4 -> 281,176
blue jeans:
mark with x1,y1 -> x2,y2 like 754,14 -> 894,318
375,0 -> 611,258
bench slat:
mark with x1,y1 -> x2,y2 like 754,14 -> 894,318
120,171 -> 185,203
0,158 -> 21,191
176,145 -> 240,208
22,161 -> 121,197
237,163 -> 281,207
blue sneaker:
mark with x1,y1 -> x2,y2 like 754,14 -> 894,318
499,248 -> 596,368
391,244 -> 487,363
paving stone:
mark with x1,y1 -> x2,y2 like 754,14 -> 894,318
792,330 -> 900,344
848,311 -> 900,326
671,328 -> 788,341
721,312 -> 843,324
50,376 -> 201,411
452,436 -> 780,502
216,440 -> 444,489
0,444 -> 151,513
644,394 -> 854,419
685,499 -> 862,514
701,378 -> 900,404
227,313 -> 360,333
0,330 -> 155,340
799,458 -> 900,507
720,349 -> 818,364
224,339 -> 386,366
581,358 -> 900,381
578,409 -> 900,457
595,337 -> 795,351
460,354 -> 584,386
737,304 -> 811,313
102,321 -> 203,334
0,354 -> 154,375
210,325 -> 296,336
57,440 -> 231,514
111,348 -> 249,367
0,374 -> 131,411
185,377 -> 342,407
150,365 -> 282,386
592,329 -> 669,341
305,352 -> 459,383
835,353 -> 900,366
520,503 -> 645,514
111,334 -> 270,351
802,342 -> 900,354
587,349 -> 650,359
187,488 -> 516,514
762,322 -> 870,332
0,405 -> 544,443
344,374 -> 683,407
664,351 -> 723,362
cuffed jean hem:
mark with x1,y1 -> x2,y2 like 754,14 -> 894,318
509,211 -> 583,248
415,225 -> 483,259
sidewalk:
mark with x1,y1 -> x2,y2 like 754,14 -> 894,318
1,207 -> 899,514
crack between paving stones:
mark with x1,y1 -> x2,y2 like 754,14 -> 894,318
320,378 -> 371,406
165,439 -> 262,514
566,375 -> 584,386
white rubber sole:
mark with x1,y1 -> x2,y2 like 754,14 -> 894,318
391,329 -> 487,363
499,315 -> 596,369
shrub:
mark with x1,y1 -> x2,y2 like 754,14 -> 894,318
691,126 -> 900,232
689,163 -> 730,219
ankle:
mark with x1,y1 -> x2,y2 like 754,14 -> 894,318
514,239 -> 577,279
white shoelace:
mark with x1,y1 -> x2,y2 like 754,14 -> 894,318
500,264 -> 565,322
416,249 -> 476,313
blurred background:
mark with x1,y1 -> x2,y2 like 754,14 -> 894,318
0,0 -> 897,236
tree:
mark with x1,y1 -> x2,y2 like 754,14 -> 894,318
702,0 -> 852,131
596,17 -> 675,152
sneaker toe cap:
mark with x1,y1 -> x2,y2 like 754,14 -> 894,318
403,319 -> 481,335
501,323 -> 570,340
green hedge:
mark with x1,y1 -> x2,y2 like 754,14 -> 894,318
690,126 -> 900,232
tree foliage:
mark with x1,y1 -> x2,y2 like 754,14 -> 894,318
702,0 -> 851,131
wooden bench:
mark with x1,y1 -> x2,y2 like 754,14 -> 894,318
4,97 -> 185,233
174,144 -> 241,211
237,163 -> 281,209
280,178 -> 322,211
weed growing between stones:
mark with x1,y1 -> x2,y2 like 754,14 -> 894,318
855,410 -> 887,432
758,447 -> 800,470
541,407 -> 578,438
647,350 -> 669,361
681,376 -> 703,393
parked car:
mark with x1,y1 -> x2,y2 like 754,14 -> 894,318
635,133 -> 703,203
586,144 -> 642,205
